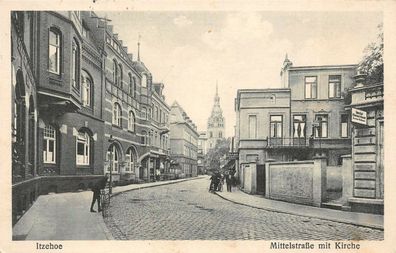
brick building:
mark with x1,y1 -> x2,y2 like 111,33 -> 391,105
11,11 -> 172,224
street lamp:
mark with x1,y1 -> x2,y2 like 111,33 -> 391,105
108,135 -> 115,194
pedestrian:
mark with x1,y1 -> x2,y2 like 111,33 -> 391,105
209,173 -> 216,192
218,173 -> 224,192
226,172 -> 232,192
90,175 -> 108,212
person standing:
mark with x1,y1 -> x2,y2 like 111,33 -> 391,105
226,172 -> 232,192
90,175 -> 108,212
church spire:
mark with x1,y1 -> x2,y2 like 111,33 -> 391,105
137,34 -> 141,61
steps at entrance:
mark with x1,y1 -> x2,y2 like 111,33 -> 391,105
322,202 -> 343,210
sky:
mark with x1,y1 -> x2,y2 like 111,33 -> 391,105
97,11 -> 382,137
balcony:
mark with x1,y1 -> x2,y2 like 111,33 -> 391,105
267,137 -> 309,148
158,122 -> 170,134
239,139 -> 268,149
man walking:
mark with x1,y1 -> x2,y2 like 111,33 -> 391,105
90,175 -> 108,212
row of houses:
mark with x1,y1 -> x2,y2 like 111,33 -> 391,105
11,11 -> 199,225
231,56 -> 384,214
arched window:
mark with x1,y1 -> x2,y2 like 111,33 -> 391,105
76,131 -> 90,165
113,59 -> 118,84
71,38 -> 80,90
141,74 -> 147,88
81,70 -> 92,107
106,145 -> 119,172
125,148 -> 135,172
49,28 -> 61,74
113,102 -> 122,127
118,64 -> 123,87
128,110 -> 135,132
43,124 -> 56,164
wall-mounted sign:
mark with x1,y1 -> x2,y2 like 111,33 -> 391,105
352,108 -> 367,125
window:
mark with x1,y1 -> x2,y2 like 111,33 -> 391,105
305,76 -> 317,99
293,115 -> 306,138
219,132 -> 222,138
329,75 -> 341,98
128,73 -> 133,96
43,125 -> 56,163
133,77 -> 137,97
106,145 -> 118,172
118,64 -> 123,87
81,71 -> 92,107
82,26 -> 88,37
113,103 -> 122,127
155,106 -> 159,121
315,115 -> 328,138
113,60 -> 118,84
71,38 -> 80,90
209,131 -> 213,138
76,131 -> 90,165
128,111 -> 135,132
141,107 -> 147,119
125,148 -> 135,172
49,28 -> 61,74
248,115 -> 257,139
141,131 -> 147,145
141,74 -> 147,88
270,115 -> 283,138
341,114 -> 349,138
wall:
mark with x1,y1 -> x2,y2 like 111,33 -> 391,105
326,166 -> 342,191
265,157 -> 327,207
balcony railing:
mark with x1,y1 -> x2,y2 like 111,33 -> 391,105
267,137 -> 309,148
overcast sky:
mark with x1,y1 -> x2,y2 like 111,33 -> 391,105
98,11 -> 382,137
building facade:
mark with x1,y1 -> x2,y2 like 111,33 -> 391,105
207,85 -> 225,150
345,74 -> 384,213
169,102 -> 199,178
235,56 -> 357,194
11,11 -> 173,224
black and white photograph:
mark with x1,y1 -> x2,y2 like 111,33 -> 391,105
2,1 -> 396,252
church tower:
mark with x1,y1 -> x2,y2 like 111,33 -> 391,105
207,83 -> 225,150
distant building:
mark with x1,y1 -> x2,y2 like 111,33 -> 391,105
197,131 -> 208,174
207,84 -> 225,149
169,102 -> 199,177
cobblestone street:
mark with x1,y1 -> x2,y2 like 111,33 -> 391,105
104,178 -> 383,240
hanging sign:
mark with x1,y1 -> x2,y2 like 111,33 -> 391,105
352,108 -> 367,125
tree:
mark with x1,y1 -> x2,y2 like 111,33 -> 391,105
357,23 -> 383,84
205,138 -> 230,173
